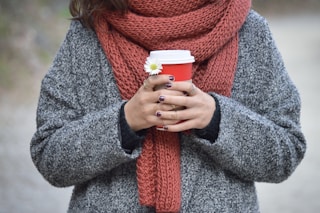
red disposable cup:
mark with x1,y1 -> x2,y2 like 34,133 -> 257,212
147,50 -> 194,81
146,50 -> 195,130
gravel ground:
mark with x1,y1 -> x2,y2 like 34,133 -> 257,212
0,14 -> 319,213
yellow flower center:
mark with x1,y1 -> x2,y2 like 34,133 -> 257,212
150,64 -> 158,70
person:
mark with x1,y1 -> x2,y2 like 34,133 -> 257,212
30,0 -> 306,212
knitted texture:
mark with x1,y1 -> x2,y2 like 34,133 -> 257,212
94,0 -> 251,212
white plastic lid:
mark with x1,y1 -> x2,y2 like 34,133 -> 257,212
147,50 -> 195,64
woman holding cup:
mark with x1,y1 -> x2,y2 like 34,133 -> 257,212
30,0 -> 306,212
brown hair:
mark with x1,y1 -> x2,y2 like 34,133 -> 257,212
69,0 -> 129,29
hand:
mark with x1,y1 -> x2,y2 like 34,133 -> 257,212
155,81 -> 216,132
124,75 -> 216,133
124,75 -> 183,131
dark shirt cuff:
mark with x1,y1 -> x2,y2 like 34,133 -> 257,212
119,103 -> 146,154
194,95 -> 221,143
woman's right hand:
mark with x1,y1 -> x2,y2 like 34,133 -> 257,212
124,75 -> 180,131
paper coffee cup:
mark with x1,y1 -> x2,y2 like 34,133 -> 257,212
146,50 -> 195,130
147,50 -> 195,81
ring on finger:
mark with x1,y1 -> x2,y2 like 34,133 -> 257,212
143,79 -> 149,90
189,83 -> 197,96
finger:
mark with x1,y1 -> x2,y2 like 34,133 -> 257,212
160,120 -> 195,132
158,103 -> 177,111
166,81 -> 199,96
136,103 -> 168,129
156,119 -> 181,127
143,75 -> 175,91
156,89 -> 186,111
158,94 -> 193,109
157,108 -> 194,121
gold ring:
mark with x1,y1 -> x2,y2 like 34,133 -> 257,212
143,80 -> 148,90
171,105 -> 176,110
189,83 -> 196,95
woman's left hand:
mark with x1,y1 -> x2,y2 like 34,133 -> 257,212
156,81 -> 216,132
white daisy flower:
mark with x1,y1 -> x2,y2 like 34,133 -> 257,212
144,58 -> 162,75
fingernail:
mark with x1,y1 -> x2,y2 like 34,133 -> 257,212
156,111 -> 161,117
159,96 -> 165,102
165,83 -> 172,88
169,76 -> 175,81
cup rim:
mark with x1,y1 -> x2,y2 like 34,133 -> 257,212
148,50 -> 195,64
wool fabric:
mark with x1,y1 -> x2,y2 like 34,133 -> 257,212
94,0 -> 251,212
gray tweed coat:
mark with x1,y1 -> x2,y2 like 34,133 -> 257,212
31,10 -> 306,212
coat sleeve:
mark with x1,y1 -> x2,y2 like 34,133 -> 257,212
30,21 -> 141,187
193,11 -> 306,183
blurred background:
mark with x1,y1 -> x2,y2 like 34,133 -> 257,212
0,0 -> 319,212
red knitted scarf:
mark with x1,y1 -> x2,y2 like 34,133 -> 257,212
94,0 -> 251,212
